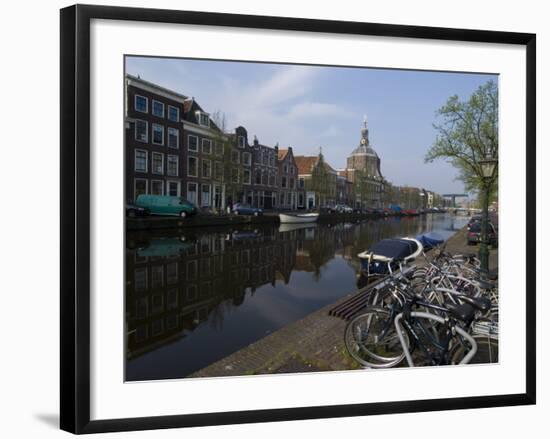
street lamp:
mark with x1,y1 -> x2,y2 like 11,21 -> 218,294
478,152 -> 498,273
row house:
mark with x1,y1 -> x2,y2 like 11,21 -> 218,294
250,135 -> 279,209
295,154 -> 338,209
125,74 -> 187,203
181,97 -> 227,209
277,147 -> 300,210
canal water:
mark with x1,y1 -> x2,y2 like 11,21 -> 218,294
126,213 -> 467,381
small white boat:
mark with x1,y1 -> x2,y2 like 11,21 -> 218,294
278,212 -> 320,224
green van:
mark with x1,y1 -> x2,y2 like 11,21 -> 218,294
135,194 -> 197,218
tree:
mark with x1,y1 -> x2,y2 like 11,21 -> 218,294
308,151 -> 335,208
211,111 -> 244,209
425,80 -> 498,201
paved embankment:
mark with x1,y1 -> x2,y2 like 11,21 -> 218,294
189,223 -> 498,378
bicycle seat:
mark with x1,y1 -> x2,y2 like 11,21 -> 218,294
457,295 -> 492,313
445,302 -> 476,322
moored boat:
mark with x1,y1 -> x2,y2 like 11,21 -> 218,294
278,212 -> 320,224
416,231 -> 445,251
357,237 -> 423,277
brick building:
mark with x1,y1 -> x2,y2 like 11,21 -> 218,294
277,147 -> 299,210
125,74 -> 187,202
250,136 -> 279,209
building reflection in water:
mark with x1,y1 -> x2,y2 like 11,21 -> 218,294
125,214 -> 465,379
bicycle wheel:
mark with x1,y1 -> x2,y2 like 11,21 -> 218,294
344,307 -> 408,368
450,334 -> 498,365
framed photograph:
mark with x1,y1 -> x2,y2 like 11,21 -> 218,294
60,4 -> 536,434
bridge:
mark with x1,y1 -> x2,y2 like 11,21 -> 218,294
442,193 -> 468,207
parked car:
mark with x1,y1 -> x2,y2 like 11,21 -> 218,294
467,221 -> 498,246
232,203 -> 263,216
335,204 -> 354,214
467,215 -> 482,230
126,203 -> 150,218
135,194 -> 197,218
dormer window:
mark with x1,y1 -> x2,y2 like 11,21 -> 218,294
196,111 -> 210,127
238,136 -> 245,148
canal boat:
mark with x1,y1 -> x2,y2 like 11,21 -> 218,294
357,237 -> 423,277
278,212 -> 320,224
416,231 -> 445,251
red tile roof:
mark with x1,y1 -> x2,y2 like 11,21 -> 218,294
277,149 -> 289,161
294,156 -> 319,175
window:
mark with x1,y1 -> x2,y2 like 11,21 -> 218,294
187,182 -> 197,204
135,95 -> 147,113
255,170 -> 261,185
202,138 -> 212,154
232,168 -> 239,183
280,193 -> 285,205
134,149 -> 147,172
167,155 -> 178,176
167,181 -> 180,196
243,169 -> 251,184
152,152 -> 164,174
135,120 -> 147,142
287,192 -> 292,205
187,156 -> 198,177
151,180 -> 164,195
211,162 -> 221,181
238,136 -> 245,148
283,164 -> 288,173
215,142 -> 223,156
152,100 -> 164,117
269,174 -> 276,186
270,155 -> 275,167
231,150 -> 240,164
167,127 -> 179,149
152,124 -> 164,145
134,179 -> 147,198
188,135 -> 198,152
299,178 -> 305,188
262,153 -> 268,165
202,159 -> 211,178
168,105 -> 179,122
298,193 -> 304,207
262,171 -> 268,186
134,267 -> 148,291
201,185 -> 211,207
243,152 -> 251,166
290,178 -> 295,189
200,113 -> 210,127
281,176 -> 287,188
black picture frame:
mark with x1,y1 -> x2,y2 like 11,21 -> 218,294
60,4 -> 536,434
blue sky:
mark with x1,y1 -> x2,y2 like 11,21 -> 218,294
126,57 -> 497,195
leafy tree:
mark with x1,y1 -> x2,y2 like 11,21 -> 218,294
425,81 -> 498,202
211,111 -> 244,209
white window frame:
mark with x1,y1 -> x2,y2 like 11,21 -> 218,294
151,152 -> 164,175
134,178 -> 148,198
188,134 -> 198,152
243,168 -> 251,185
134,148 -> 148,172
167,127 -> 179,149
168,105 -> 179,122
152,123 -> 164,145
150,179 -> 164,195
196,111 -> 210,127
134,119 -> 148,143
238,136 -> 245,148
152,99 -> 165,118
232,150 -> 240,164
187,156 -> 198,177
134,94 -> 148,113
202,138 -> 212,154
202,159 -> 212,179
166,180 -> 181,197
243,152 -> 251,166
187,182 -> 198,204
201,184 -> 211,207
167,155 -> 179,177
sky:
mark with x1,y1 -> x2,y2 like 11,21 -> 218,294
126,56 -> 497,195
